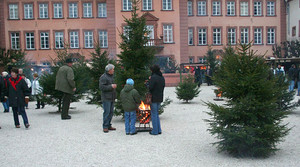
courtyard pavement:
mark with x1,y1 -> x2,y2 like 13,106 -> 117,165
0,86 -> 299,167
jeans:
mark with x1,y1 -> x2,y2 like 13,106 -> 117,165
102,101 -> 114,129
2,99 -> 9,112
298,81 -> 300,95
150,103 -> 161,135
125,111 -> 136,134
12,106 -> 29,126
289,80 -> 295,92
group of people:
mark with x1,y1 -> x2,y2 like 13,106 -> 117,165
0,67 -> 44,129
194,65 -> 213,87
54,58 -> 165,135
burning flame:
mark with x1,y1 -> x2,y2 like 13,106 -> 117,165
139,101 -> 151,110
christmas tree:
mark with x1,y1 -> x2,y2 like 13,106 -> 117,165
175,74 -> 200,103
205,43 -> 294,157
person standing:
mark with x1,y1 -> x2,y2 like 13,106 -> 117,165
5,68 -> 30,129
0,74 -> 5,129
32,73 -> 45,109
288,64 -> 297,92
99,64 -> 117,133
120,78 -> 141,135
148,64 -> 165,135
1,71 -> 9,113
55,58 -> 76,120
205,65 -> 213,86
20,74 -> 31,109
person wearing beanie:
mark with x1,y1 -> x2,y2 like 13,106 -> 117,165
120,78 -> 141,135
55,58 -> 76,120
99,64 -> 117,133
148,64 -> 165,135
4,68 -> 31,128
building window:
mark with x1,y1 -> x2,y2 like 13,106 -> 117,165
162,0 -> 172,10
197,1 -> 207,16
198,28 -> 207,45
212,1 -> 221,16
253,1 -> 262,16
267,28 -> 275,44
84,31 -> 94,48
199,57 -> 207,63
292,26 -> 296,37
227,1 -> 235,16
254,28 -> 262,44
267,1 -> 275,16
123,26 -> 131,39
26,32 -> 35,50
9,4 -> 19,19
24,4 -> 33,19
187,1 -> 193,16
188,28 -> 194,45
10,32 -> 20,50
240,1 -> 249,16
227,28 -> 236,45
83,3 -> 92,18
69,3 -> 78,18
146,25 -> 155,46
40,32 -> 49,49
98,3 -> 107,17
39,3 -> 48,19
213,28 -> 221,45
99,30 -> 108,48
143,0 -> 152,10
241,28 -> 249,44
55,32 -> 64,49
123,0 -> 132,11
53,3 -> 63,18
163,25 -> 173,43
70,31 -> 79,48
189,57 -> 194,63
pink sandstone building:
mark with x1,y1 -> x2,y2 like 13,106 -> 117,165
0,0 -> 286,69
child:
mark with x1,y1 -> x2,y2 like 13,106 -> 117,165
120,78 -> 141,135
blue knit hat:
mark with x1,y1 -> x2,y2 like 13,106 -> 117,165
126,78 -> 134,85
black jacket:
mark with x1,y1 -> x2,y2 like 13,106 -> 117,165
149,72 -> 165,103
5,76 -> 30,107
0,76 -> 4,102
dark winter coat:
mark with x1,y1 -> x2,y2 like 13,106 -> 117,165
0,76 -> 4,102
5,76 -> 30,107
149,72 -> 165,103
99,72 -> 116,102
120,84 -> 141,112
288,67 -> 297,80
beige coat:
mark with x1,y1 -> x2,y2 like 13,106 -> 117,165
55,65 -> 75,94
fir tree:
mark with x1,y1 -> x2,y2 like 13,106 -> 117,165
87,44 -> 115,105
175,74 -> 200,103
114,0 -> 155,115
205,43 -> 294,157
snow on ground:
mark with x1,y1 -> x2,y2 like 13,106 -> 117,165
0,86 -> 299,167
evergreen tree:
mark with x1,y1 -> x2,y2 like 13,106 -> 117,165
175,74 -> 200,103
205,43 -> 294,157
114,0 -> 155,115
39,48 -> 90,112
205,46 -> 218,73
0,48 -> 29,74
87,44 -> 115,105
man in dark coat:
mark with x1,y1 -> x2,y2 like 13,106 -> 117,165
288,64 -> 297,92
55,58 -> 76,120
205,65 -> 213,86
0,75 -> 5,129
99,64 -> 117,133
149,64 -> 165,135
5,68 -> 30,128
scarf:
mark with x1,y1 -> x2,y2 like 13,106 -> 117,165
9,76 -> 22,91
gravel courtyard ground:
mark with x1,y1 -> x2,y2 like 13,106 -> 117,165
0,86 -> 299,167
